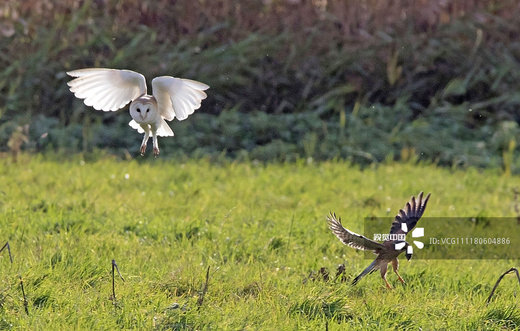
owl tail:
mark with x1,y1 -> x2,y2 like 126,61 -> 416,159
352,259 -> 377,285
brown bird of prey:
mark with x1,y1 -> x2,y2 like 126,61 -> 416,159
327,192 -> 431,289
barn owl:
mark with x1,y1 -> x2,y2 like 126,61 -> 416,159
67,68 -> 209,156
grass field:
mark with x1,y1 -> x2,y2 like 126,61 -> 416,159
0,156 -> 519,329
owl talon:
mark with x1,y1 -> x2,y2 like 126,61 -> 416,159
140,145 -> 147,156
153,147 -> 160,157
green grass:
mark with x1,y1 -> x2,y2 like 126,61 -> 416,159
0,156 -> 519,329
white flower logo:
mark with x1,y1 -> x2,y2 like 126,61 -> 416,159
394,223 -> 424,254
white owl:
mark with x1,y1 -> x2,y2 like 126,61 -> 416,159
67,68 -> 209,156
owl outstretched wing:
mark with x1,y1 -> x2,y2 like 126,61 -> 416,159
389,192 -> 431,235
151,76 -> 209,121
67,68 -> 147,112
327,212 -> 385,251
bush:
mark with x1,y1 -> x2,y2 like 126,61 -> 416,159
0,1 -> 519,169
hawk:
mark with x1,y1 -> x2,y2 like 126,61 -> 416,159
327,192 -> 431,288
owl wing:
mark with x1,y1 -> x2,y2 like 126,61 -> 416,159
389,192 -> 431,235
327,212 -> 385,251
151,76 -> 209,121
67,68 -> 147,111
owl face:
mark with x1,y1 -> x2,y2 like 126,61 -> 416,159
129,95 -> 158,124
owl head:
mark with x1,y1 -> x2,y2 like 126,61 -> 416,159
129,95 -> 158,123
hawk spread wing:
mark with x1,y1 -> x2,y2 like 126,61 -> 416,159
389,192 -> 431,235
327,212 -> 384,251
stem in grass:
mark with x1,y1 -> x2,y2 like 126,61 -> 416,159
1,243 -> 24,313
197,266 -> 210,310
486,267 -> 520,304
0,242 -> 13,264
287,214 -> 294,252
19,275 -> 29,315
111,259 -> 125,302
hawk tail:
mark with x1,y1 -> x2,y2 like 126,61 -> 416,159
352,260 -> 377,285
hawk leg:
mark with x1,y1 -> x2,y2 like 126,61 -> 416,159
392,258 -> 405,284
380,264 -> 392,289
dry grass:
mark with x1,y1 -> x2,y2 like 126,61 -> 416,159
3,0 -> 519,43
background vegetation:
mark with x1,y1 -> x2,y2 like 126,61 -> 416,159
0,0 -> 519,169
0,157 -> 519,329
